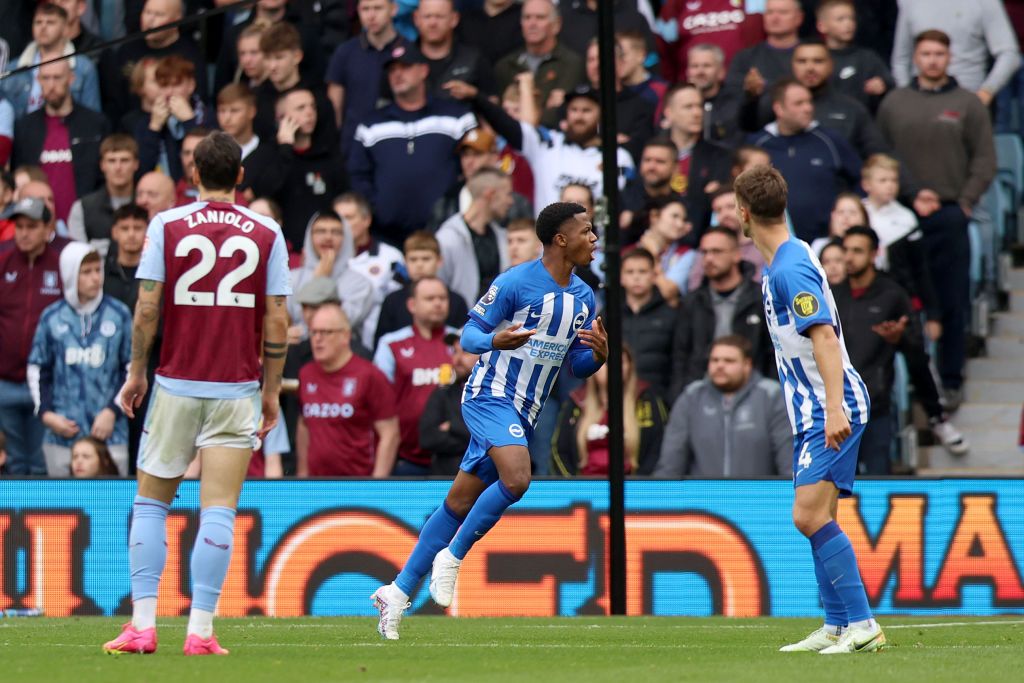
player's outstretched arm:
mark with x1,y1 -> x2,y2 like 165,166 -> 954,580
807,324 -> 852,451
120,280 -> 163,418
260,295 -> 289,439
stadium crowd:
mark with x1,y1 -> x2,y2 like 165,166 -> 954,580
0,0 -> 1020,478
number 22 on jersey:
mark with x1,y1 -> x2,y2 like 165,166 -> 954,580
173,234 -> 259,308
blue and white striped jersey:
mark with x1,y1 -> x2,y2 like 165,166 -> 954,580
762,239 -> 870,434
463,259 -> 596,428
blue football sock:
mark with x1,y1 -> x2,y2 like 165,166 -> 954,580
810,521 -> 873,624
811,542 -> 847,628
448,481 -> 521,561
129,495 -> 170,601
189,506 -> 237,613
395,503 -> 464,596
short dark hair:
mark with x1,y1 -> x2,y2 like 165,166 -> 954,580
663,82 -> 701,107
411,275 -> 447,298
312,209 -> 344,226
709,182 -> 735,203
816,0 -> 855,19
112,203 -> 149,225
217,83 -> 256,107
734,165 -> 788,221
770,77 -> 808,106
260,21 -> 302,54
536,202 -> 587,245
0,169 -> 15,193
818,237 -> 845,260
100,133 -> 138,159
915,29 -> 951,48
843,225 -> 880,251
193,131 -> 242,192
711,334 -> 753,359
701,226 -> 739,245
334,191 -> 372,217
647,194 -> 687,215
795,36 -> 829,51
36,3 -> 69,21
643,135 -> 678,157
184,126 -> 212,143
623,247 -> 655,267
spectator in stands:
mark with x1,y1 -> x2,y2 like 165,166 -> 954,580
67,133 -> 138,256
326,0 -> 409,157
506,216 -> 542,266
288,210 -> 375,336
493,0 -> 585,129
559,0 -> 652,60
428,127 -> 533,231
0,96 -> 12,168
634,195 -> 695,306
297,304 -> 400,477
0,198 -> 64,475
254,22 -> 336,145
2,3 -> 101,117
436,167 -> 513,306
671,226 -> 774,396
171,127 -> 212,205
451,83 -> 633,217
375,277 -> 458,476
28,243 -> 131,476
818,239 -> 846,286
584,39 -> 655,162
103,203 -> 148,314
102,0 -> 207,124
12,60 -> 108,228
134,170 -> 175,219
120,58 -> 159,136
334,192 -> 405,349
216,84 -> 284,201
621,248 -> 677,400
232,24 -> 268,89
749,79 -> 860,241
415,0 -> 494,100
730,144 -> 771,179
136,55 -> 209,182
70,437 -> 120,478
350,45 -> 476,246
12,166 -> 50,197
457,0 -> 524,66
17,179 -> 71,245
809,191 -> 868,256
687,185 -> 766,291
659,83 -> 733,240
375,231 -> 469,347
877,30 -> 996,401
419,332 -> 477,474
552,345 -> 667,476
816,0 -> 893,109
51,0 -> 103,60
725,0 -> 802,103
687,43 -> 743,146
656,335 -> 791,477
656,0 -> 764,82
0,171 -> 15,241
891,0 -> 1019,106
618,30 -> 667,115
274,88 -> 347,252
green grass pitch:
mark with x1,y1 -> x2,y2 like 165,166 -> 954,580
3,616 -> 1023,682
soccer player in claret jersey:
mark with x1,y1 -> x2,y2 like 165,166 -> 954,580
371,202 -> 609,639
734,165 -> 885,654
102,132 -> 292,656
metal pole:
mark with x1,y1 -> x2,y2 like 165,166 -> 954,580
596,0 -> 626,617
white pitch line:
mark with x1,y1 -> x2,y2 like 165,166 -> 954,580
886,620 -> 1024,630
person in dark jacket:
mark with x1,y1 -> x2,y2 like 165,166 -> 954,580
419,332 -> 478,475
67,133 -> 138,256
816,0 -> 894,111
671,228 -> 774,397
102,204 -> 148,314
583,39 -> 655,163
415,0 -> 496,100
273,88 -> 348,253
619,137 -> 685,243
551,345 -> 667,476
558,0 -> 654,60
620,248 -> 677,400
215,83 -> 286,201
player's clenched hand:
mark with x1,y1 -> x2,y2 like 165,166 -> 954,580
577,316 -> 608,364
259,392 -> 280,440
824,409 -> 851,451
119,374 -> 148,419
492,323 -> 536,350
42,411 -> 80,439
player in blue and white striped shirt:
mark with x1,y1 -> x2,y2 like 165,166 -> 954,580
735,166 -> 885,655
371,203 -> 608,640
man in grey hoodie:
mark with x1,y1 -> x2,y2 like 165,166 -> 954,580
654,335 -> 792,477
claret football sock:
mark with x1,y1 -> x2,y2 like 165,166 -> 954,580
810,521 -> 873,624
129,495 -> 171,631
189,506 -> 237,624
811,542 -> 847,629
448,481 -> 521,561
395,502 -> 464,596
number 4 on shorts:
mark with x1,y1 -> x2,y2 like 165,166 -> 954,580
798,442 -> 812,470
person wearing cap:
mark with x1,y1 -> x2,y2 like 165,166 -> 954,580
0,197 -> 65,474
446,79 -> 635,215
419,331 -> 480,474
349,43 -> 477,247
28,242 -> 133,476
492,0 -> 585,129
297,304 -> 400,477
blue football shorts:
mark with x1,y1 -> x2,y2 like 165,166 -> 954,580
459,395 -> 532,486
792,421 -> 866,497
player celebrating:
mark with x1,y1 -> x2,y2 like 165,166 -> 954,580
371,202 -> 608,639
734,165 -> 884,654
103,132 -> 291,656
